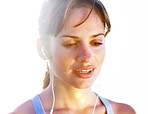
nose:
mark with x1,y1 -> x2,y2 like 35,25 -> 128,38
77,45 -> 92,63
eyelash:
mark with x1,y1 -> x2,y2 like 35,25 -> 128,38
63,41 -> 103,48
91,41 -> 103,46
63,43 -> 78,48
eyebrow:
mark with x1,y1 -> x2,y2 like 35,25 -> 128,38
59,33 -> 105,39
92,33 -> 105,38
60,35 -> 79,39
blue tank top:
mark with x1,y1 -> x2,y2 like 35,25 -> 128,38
32,95 -> 114,114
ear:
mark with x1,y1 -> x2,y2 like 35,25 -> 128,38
37,38 -> 48,60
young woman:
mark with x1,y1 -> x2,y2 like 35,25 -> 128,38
10,0 -> 136,114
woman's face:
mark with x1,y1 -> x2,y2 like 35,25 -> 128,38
49,7 -> 105,89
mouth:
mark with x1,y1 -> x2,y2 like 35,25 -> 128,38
76,69 -> 93,73
74,66 -> 96,79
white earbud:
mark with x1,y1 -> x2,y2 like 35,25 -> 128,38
41,46 -> 49,60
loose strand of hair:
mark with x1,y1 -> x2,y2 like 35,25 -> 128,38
74,0 -> 96,27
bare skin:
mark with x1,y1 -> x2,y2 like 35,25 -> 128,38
10,89 -> 136,114
10,7 -> 136,114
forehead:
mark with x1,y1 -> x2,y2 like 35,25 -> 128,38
65,7 -> 103,26
61,7 -> 104,34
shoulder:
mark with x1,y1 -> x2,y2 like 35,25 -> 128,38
107,99 -> 136,114
9,99 -> 35,114
115,103 -> 136,114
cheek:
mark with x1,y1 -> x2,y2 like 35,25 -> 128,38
92,46 -> 105,78
52,47 -> 74,65
93,46 -> 105,70
50,46 -> 75,77
94,46 -> 105,60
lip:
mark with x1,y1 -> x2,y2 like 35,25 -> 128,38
74,65 -> 96,79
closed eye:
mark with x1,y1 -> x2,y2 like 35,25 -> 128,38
63,43 -> 78,48
90,41 -> 103,47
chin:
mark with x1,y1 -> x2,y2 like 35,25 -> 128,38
71,77 -> 97,90
72,82 -> 93,89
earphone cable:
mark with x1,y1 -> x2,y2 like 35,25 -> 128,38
49,64 -> 55,114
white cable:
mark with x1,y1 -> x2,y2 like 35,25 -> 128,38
41,46 -> 55,114
49,70 -> 55,114
45,60 -> 55,114
92,95 -> 98,114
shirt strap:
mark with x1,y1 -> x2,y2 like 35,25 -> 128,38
99,96 -> 114,114
32,95 -> 46,114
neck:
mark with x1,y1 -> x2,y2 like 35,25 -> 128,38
47,77 -> 98,110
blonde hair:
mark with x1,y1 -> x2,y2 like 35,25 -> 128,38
39,0 -> 111,89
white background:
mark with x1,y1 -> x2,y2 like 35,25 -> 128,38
0,0 -> 147,114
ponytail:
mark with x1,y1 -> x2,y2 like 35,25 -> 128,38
43,62 -> 50,89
